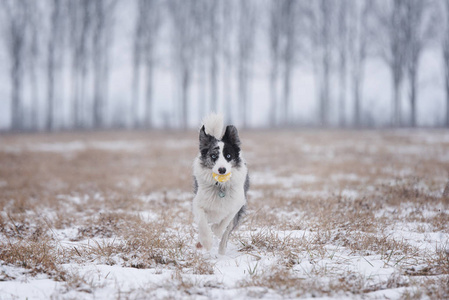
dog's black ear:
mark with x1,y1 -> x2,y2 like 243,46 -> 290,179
199,125 -> 214,155
222,125 -> 241,146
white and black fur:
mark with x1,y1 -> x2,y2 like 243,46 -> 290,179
192,114 -> 249,255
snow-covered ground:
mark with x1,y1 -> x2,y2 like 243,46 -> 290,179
0,130 -> 448,299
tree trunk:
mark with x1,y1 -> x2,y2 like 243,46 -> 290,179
210,3 -> 218,114
132,36 -> 141,128
445,0 -> 449,128
445,57 -> 449,127
29,59 -> 39,131
199,60 -> 207,120
80,60 -> 88,128
353,74 -> 361,127
320,54 -> 330,126
11,60 -> 22,131
269,60 -> 278,127
181,67 -> 190,129
319,0 -> 331,127
222,0 -> 233,125
47,44 -> 55,131
339,54 -> 346,127
93,57 -> 103,128
447,88 -> 449,128
410,69 -> 417,127
392,78 -> 401,127
145,55 -> 154,128
223,52 -> 232,125
102,52 -> 110,128
239,63 -> 247,128
338,0 -> 347,128
72,61 -> 80,128
93,2 -> 105,129
210,54 -> 218,113
282,59 -> 292,126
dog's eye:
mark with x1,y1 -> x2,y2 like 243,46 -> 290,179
226,154 -> 232,159
211,154 -> 217,159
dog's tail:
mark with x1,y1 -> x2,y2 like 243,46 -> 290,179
202,113 -> 224,140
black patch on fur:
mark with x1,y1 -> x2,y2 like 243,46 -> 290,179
222,125 -> 241,166
222,125 -> 240,146
199,126 -> 216,157
199,125 -> 219,168
193,176 -> 198,195
244,173 -> 250,198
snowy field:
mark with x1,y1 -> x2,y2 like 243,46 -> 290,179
0,129 -> 448,299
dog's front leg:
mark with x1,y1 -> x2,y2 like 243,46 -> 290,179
218,217 -> 235,255
194,206 -> 213,250
212,213 -> 234,237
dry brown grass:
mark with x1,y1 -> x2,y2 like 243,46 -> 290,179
0,129 -> 448,298
0,238 -> 66,280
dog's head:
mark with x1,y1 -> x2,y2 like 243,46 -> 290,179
199,125 -> 241,175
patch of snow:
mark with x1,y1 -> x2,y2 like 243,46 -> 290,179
6,140 -> 148,154
331,173 -> 364,182
139,190 -> 192,203
0,266 -> 62,300
139,211 -> 159,222
339,189 -> 359,200
0,146 -> 23,153
164,139 -> 195,149
251,172 -> 317,188
28,141 -> 86,152
89,141 -> 146,152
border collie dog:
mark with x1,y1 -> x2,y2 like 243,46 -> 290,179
193,114 -> 249,255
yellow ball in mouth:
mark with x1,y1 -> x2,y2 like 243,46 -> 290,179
212,172 -> 232,183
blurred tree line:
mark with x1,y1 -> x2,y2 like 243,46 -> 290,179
0,0 -> 447,131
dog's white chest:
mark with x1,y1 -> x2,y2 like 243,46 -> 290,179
196,183 -> 244,223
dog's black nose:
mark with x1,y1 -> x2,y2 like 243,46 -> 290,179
218,167 -> 226,174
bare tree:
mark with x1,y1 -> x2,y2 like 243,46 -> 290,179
268,0 -> 282,127
191,0 -> 208,120
312,0 -> 334,126
306,0 -> 337,126
132,0 -> 144,128
142,0 -> 160,128
280,0 -> 297,126
402,0 -> 433,127
132,0 -> 159,128
69,0 -> 94,129
26,1 -> 42,131
221,0 -> 236,125
1,0 -> 30,131
208,0 -> 219,113
348,0 -> 371,127
373,0 -> 408,127
168,0 -> 198,129
46,0 -> 65,131
144,0 -> 161,128
337,0 -> 348,127
92,0 -> 116,129
443,0 -> 449,127
237,0 -> 256,128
